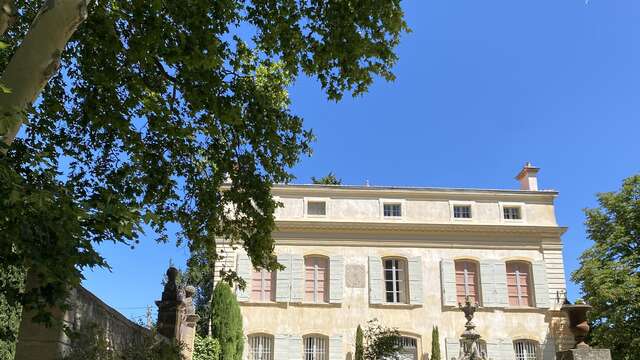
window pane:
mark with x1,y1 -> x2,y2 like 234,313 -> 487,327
307,201 -> 327,216
455,260 -> 479,304
507,262 -> 531,307
304,336 -> 328,360
251,270 -> 274,302
504,207 -> 521,220
454,205 -> 472,218
249,335 -> 274,360
384,204 -> 402,217
305,257 -> 328,303
514,340 -> 538,360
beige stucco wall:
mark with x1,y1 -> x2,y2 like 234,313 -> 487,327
237,244 -> 568,359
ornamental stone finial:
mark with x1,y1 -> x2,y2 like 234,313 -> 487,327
456,296 -> 487,360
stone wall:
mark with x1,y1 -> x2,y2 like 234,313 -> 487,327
15,286 -> 152,360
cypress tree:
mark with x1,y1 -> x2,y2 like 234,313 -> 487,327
431,326 -> 441,360
355,325 -> 364,360
211,282 -> 243,360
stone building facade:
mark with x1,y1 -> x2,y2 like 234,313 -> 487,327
223,164 -> 572,360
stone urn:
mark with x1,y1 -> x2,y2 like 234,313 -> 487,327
561,302 -> 592,348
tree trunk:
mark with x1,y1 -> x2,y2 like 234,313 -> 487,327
0,0 -> 90,151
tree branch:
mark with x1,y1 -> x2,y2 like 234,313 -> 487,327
0,0 -> 90,152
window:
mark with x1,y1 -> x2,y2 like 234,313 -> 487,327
307,201 -> 327,216
304,335 -> 328,360
504,206 -> 522,220
506,261 -> 532,307
248,334 -> 274,360
514,340 -> 539,360
383,203 -> 402,217
305,256 -> 328,303
394,336 -> 418,359
384,258 -> 407,303
453,205 -> 472,219
250,269 -> 275,302
455,260 -> 480,304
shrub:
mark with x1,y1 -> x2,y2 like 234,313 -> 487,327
362,319 -> 401,360
431,326 -> 441,360
211,282 -> 243,360
355,325 -> 364,360
194,335 -> 221,360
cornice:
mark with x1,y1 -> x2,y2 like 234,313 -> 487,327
275,220 -> 567,237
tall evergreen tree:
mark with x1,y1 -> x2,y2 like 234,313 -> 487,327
355,325 -> 364,360
572,174 -> 640,359
211,282 -> 243,360
431,326 -> 441,360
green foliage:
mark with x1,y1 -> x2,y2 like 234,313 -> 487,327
431,326 -> 441,360
362,319 -> 401,360
311,172 -> 342,185
211,282 -> 243,360
355,325 -> 364,360
60,323 -> 182,360
0,263 -> 25,360
194,335 -> 221,360
0,0 -> 408,331
572,174 -> 640,360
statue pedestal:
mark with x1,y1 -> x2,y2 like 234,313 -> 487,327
557,348 -> 612,360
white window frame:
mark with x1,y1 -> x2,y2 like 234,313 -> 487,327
449,201 -> 476,222
383,257 -> 408,304
499,202 -> 526,223
514,339 -> 539,360
379,199 -> 405,220
304,197 -> 330,218
248,334 -> 274,360
455,260 -> 481,305
303,335 -> 328,360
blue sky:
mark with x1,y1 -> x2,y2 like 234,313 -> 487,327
83,0 -> 640,321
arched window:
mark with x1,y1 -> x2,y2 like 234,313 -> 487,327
383,257 -> 408,304
248,334 -> 274,360
506,261 -> 532,307
514,339 -> 539,360
305,256 -> 329,303
395,336 -> 418,360
303,334 -> 328,360
251,269 -> 275,302
454,260 -> 480,304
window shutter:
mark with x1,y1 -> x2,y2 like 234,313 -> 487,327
445,338 -> 461,360
289,335 -> 303,360
274,335 -> 289,360
329,335 -> 343,360
276,254 -> 292,302
532,261 -> 551,308
406,256 -> 423,305
479,260 -> 495,307
499,339 -> 516,360
440,259 -> 457,306
542,337 -> 556,360
236,252 -> 251,302
329,256 -> 344,304
486,340 -> 499,360
368,256 -> 383,304
493,261 -> 508,307
290,255 -> 305,303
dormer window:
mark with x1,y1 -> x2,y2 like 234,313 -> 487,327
453,205 -> 472,219
383,203 -> 402,217
307,201 -> 327,216
503,206 -> 522,220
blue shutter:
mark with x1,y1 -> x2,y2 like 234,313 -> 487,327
290,255 -> 305,303
440,259 -> 457,306
236,253 -> 251,302
408,257 -> 423,305
368,256 -> 383,304
276,254 -> 291,302
329,256 -> 344,304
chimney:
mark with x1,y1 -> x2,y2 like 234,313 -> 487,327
515,162 -> 540,191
